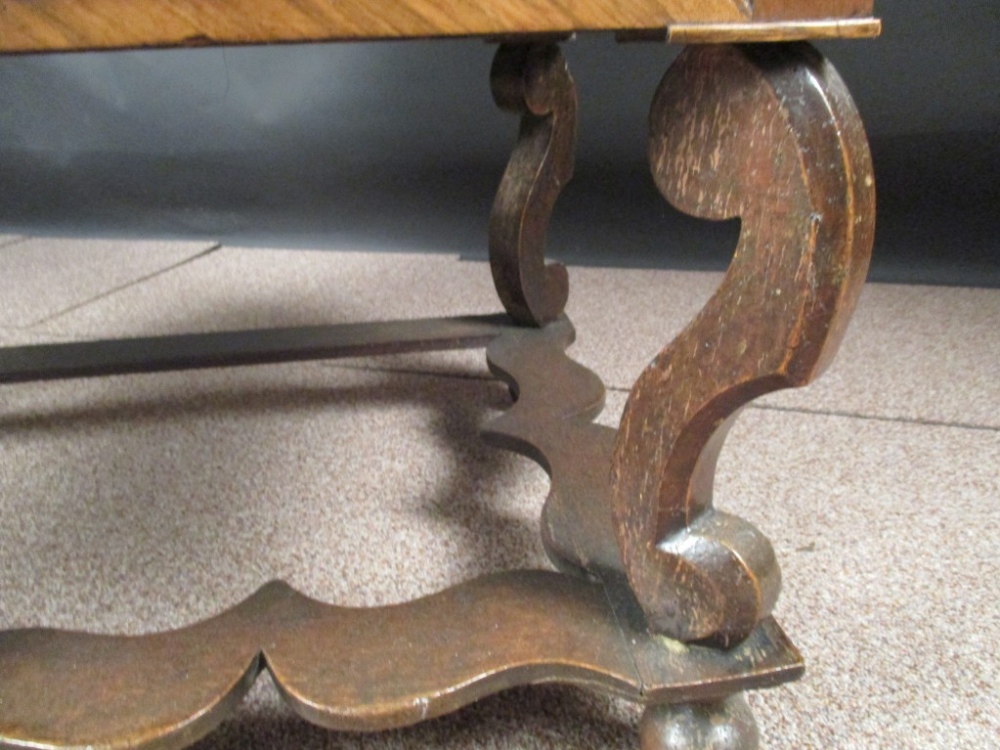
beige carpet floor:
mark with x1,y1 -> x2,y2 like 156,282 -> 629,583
0,236 -> 997,748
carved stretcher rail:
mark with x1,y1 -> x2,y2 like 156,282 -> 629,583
0,320 -> 803,750
0,579 -> 801,749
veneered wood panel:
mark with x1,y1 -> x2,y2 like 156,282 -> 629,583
753,0 -> 874,22
0,0 -> 872,53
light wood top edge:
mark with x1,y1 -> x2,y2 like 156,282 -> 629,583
0,1 -> 878,54
668,18 -> 882,44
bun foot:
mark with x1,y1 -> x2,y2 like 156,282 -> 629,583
639,694 -> 759,750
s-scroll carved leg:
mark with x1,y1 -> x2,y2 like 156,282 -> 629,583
489,42 -> 576,326
611,43 -> 875,648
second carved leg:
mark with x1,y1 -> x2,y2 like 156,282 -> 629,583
489,41 -> 576,327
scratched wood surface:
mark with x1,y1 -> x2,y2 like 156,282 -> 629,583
0,0 -> 876,53
610,42 -> 876,646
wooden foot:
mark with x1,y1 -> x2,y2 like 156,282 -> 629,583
489,41 -> 576,326
611,43 -> 875,645
640,694 -> 759,750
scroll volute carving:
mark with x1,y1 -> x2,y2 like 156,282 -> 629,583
611,43 -> 875,645
489,42 -> 576,327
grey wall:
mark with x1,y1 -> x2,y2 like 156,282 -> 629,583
1,0 -> 997,283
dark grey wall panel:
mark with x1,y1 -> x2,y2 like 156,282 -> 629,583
1,0 -> 997,284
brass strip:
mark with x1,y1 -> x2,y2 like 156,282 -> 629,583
668,18 -> 881,44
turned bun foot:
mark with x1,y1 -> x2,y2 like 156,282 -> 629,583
639,694 -> 759,750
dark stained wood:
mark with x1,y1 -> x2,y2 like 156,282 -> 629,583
483,317 -> 623,573
610,43 -> 876,645
0,314 -> 512,383
489,42 -> 575,327
0,572 -> 802,749
0,0 -> 876,53
599,570 -> 803,702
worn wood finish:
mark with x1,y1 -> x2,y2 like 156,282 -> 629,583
0,573 -> 800,749
0,0 -> 876,52
489,42 -> 575,327
611,43 -> 875,645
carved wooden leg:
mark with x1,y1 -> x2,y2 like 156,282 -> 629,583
489,41 -> 576,327
611,38 -> 875,651
599,40 -> 877,749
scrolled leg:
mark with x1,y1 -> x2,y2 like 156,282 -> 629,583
489,41 -> 576,326
640,694 -> 759,750
611,43 -> 876,645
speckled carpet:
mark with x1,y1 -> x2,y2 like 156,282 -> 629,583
1,235 -> 996,748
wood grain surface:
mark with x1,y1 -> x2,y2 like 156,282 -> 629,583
0,569 -> 802,747
0,0 -> 876,53
611,43 -> 875,645
489,42 -> 575,327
